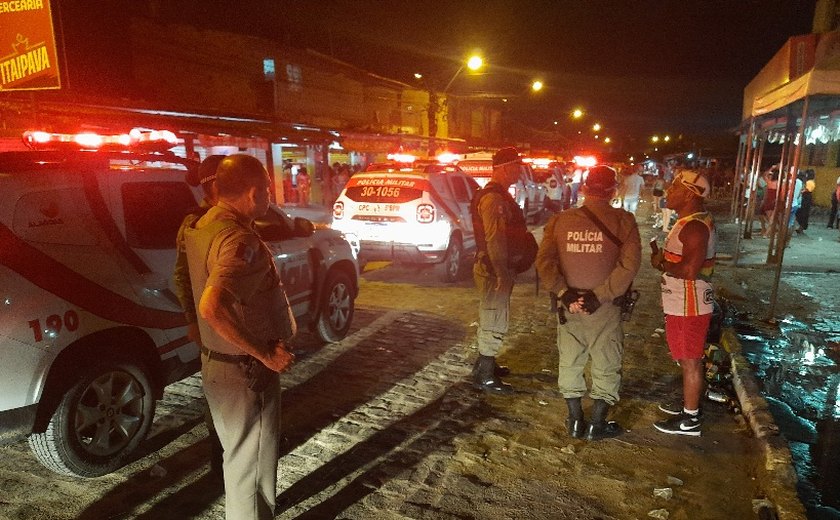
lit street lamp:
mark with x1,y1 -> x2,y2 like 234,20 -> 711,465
531,80 -> 544,92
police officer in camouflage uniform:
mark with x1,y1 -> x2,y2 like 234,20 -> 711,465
184,154 -> 295,520
470,147 -> 531,394
535,165 -> 641,440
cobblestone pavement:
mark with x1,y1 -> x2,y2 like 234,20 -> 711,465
0,194 -> 794,520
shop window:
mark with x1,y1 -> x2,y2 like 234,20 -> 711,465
806,142 -> 828,166
286,64 -> 302,92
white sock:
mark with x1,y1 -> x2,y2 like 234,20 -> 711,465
683,408 -> 699,416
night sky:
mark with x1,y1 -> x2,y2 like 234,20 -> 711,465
159,0 -> 816,140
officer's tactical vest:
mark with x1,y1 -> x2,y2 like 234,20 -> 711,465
470,181 -> 537,274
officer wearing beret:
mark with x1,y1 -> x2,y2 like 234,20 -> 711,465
184,154 -> 295,520
536,165 -> 641,440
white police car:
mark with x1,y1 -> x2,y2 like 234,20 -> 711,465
0,129 -> 358,477
330,155 -> 478,282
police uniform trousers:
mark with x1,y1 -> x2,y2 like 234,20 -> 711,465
556,303 -> 624,405
202,352 -> 280,520
474,264 -> 513,357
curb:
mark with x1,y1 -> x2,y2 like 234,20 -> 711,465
722,327 -> 807,520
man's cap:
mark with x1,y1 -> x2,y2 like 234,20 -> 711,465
493,147 -> 521,167
674,170 -> 710,198
584,165 -> 618,192
198,155 -> 226,185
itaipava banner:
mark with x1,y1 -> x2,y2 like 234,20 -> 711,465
0,0 -> 61,91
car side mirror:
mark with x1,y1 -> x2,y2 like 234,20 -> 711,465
294,217 -> 314,237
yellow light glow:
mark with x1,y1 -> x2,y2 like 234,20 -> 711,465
664,135 -> 671,142
414,72 -> 423,79
604,137 -> 611,144
531,80 -> 544,92
572,109 -> 584,119
651,136 -> 660,143
467,55 -> 483,71
592,123 -> 601,132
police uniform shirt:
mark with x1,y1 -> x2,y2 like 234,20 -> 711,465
537,202 -> 641,303
196,204 -> 291,354
477,187 -> 514,275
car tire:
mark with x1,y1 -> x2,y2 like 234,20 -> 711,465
28,360 -> 155,478
315,270 -> 355,342
441,235 -> 464,283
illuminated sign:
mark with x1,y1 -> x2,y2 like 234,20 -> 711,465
0,0 -> 61,91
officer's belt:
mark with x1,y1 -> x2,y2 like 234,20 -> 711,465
200,344 -> 251,364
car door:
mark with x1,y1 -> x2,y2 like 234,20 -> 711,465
445,173 -> 475,251
260,205 -> 314,319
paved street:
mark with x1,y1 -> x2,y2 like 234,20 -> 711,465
0,196 -> 807,520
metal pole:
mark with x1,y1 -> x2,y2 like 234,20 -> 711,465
767,96 -> 809,320
743,138 -> 765,239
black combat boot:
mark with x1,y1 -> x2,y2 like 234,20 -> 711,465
471,358 -> 511,378
472,355 -> 514,394
565,397 -> 586,439
584,398 -> 623,441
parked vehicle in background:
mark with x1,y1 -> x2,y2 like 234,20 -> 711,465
0,129 -> 358,478
528,157 -> 570,212
456,151 -> 547,223
331,156 -> 478,282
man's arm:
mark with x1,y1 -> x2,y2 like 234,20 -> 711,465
481,194 -> 512,288
199,285 -> 293,373
173,219 -> 201,344
535,214 -> 567,294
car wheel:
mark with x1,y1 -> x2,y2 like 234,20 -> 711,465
315,270 -> 355,342
441,235 -> 464,283
28,360 -> 155,478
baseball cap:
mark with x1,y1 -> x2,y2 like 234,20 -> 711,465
493,147 -> 521,167
674,170 -> 710,198
584,165 -> 618,193
198,155 -> 226,185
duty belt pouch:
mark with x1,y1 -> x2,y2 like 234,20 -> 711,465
240,357 -> 274,393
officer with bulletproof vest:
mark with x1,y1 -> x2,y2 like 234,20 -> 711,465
184,154 -> 295,520
470,147 -> 538,394
535,165 -> 641,440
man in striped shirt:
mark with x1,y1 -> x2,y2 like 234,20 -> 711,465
650,170 -> 715,436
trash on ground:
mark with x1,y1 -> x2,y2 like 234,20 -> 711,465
560,444 -> 576,455
653,487 -> 673,499
647,508 -> 669,519
666,475 -> 683,486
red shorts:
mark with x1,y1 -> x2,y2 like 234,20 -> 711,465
665,314 -> 712,360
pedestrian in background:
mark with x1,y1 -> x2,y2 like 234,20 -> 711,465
543,165 -> 566,213
795,169 -> 815,233
296,166 -> 311,207
827,174 -> 840,229
184,154 -> 296,520
470,147 -> 537,394
650,170 -> 716,437
620,167 -> 645,215
536,165 -> 641,440
173,154 -> 225,477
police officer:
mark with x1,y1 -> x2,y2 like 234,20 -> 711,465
470,147 -> 536,394
535,165 -> 641,440
173,154 -> 225,477
184,154 -> 295,520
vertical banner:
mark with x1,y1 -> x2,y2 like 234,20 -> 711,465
0,0 -> 62,91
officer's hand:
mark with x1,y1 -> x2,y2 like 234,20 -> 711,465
650,250 -> 665,271
568,300 -> 586,314
580,291 -> 601,314
559,289 -> 581,311
263,341 -> 295,373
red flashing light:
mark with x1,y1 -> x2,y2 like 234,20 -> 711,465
436,152 -> 461,164
573,155 -> 597,168
22,128 -> 179,152
386,153 -> 417,164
